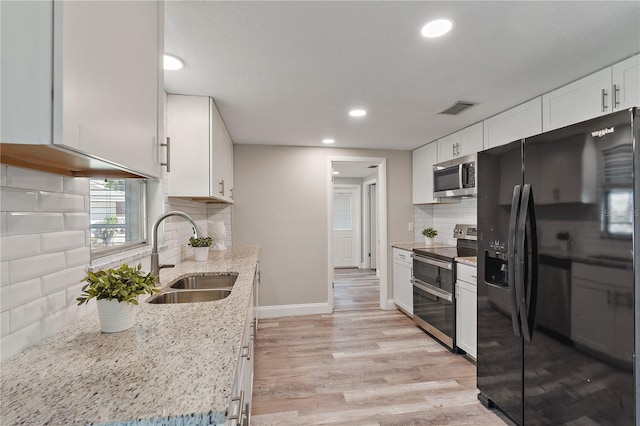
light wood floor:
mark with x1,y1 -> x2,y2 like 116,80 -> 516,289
333,268 -> 379,311
252,272 -> 507,425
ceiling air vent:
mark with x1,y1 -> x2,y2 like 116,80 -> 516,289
368,165 -> 378,169
439,101 -> 475,115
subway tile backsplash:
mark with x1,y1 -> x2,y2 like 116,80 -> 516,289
0,165 -> 235,361
414,198 -> 477,246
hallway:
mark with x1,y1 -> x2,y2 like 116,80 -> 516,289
333,268 -> 379,311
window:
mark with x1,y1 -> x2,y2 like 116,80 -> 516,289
333,193 -> 352,231
602,144 -> 632,238
90,179 -> 147,254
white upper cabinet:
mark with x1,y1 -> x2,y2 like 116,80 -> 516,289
612,55 -> 640,112
166,95 -> 234,203
484,98 -> 542,149
412,142 -> 437,204
437,122 -> 483,163
542,54 -> 639,132
1,1 -> 162,179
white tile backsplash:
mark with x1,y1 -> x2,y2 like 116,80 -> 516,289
10,290 -> 66,332
63,212 -> 90,229
62,176 -> 90,194
0,234 -> 41,261
6,212 -> 65,235
65,247 -> 91,267
41,266 -> 86,296
1,165 -> 91,361
39,191 -> 85,212
40,230 -> 86,253
414,199 -> 477,246
1,311 -> 9,337
0,261 -> 9,286
9,253 -> 66,283
0,278 -> 41,311
1,321 -> 40,361
5,165 -> 64,192
0,188 -> 39,211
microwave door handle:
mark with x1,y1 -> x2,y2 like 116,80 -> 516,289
508,185 -> 522,337
458,164 -> 464,190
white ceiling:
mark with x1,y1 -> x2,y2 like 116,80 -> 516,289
164,1 -> 640,151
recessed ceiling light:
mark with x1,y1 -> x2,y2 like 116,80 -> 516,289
164,54 -> 185,71
332,171 -> 340,175
349,109 -> 367,117
421,19 -> 453,38
322,139 -> 335,144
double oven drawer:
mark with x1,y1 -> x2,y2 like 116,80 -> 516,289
411,252 -> 455,350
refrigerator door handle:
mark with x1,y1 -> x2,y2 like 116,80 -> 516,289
517,184 -> 538,342
507,185 -> 521,336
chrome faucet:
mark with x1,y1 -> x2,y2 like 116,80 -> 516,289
150,211 -> 203,280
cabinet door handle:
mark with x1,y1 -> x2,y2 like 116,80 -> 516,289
230,187 -> 234,200
161,137 -> 171,172
613,84 -> 620,108
601,88 -> 608,112
220,179 -> 225,195
228,391 -> 245,423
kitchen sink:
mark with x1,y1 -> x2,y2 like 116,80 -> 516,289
147,289 -> 231,304
169,273 -> 238,290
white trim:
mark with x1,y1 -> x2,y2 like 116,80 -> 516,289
362,177 -> 377,270
327,156 -> 389,312
258,303 -> 332,319
386,299 -> 397,310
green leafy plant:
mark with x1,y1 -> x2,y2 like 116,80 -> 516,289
76,263 -> 159,305
422,228 -> 438,238
188,236 -> 213,247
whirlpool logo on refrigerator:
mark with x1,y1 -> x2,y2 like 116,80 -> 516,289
591,127 -> 614,137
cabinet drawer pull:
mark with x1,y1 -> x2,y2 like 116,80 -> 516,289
228,391 -> 245,423
613,84 -> 620,108
241,345 -> 250,358
161,137 -> 171,172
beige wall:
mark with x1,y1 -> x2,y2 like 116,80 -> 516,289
233,145 -> 413,307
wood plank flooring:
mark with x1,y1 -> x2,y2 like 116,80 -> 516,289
333,268 -> 379,311
252,294 -> 508,425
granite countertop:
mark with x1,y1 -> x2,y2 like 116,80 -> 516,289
455,256 -> 477,267
0,245 -> 260,425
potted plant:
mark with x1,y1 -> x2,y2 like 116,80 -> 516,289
422,228 -> 438,247
77,263 -> 159,333
189,236 -> 213,261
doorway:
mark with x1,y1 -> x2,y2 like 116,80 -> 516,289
333,184 -> 361,268
328,157 -> 388,312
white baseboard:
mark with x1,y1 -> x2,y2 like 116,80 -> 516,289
258,302 -> 332,319
384,299 -> 396,310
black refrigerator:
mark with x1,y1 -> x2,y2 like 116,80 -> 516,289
477,108 -> 638,425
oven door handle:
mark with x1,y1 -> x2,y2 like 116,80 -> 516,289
411,278 -> 453,302
410,254 -> 452,270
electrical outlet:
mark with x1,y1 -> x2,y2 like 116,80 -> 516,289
408,222 -> 414,232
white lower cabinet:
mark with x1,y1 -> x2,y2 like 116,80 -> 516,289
227,270 -> 257,426
392,248 -> 413,315
455,263 -> 477,358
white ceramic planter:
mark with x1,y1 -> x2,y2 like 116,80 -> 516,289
97,299 -> 138,333
424,236 -> 435,247
194,246 -> 210,262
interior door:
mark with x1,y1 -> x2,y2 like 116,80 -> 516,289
333,186 -> 360,268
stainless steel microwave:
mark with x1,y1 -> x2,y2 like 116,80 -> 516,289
433,153 -> 477,198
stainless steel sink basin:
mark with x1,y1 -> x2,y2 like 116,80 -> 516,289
169,273 -> 238,290
147,289 -> 231,304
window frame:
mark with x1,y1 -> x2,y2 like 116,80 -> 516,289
89,178 -> 148,258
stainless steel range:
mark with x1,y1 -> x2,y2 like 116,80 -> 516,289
411,224 -> 477,351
